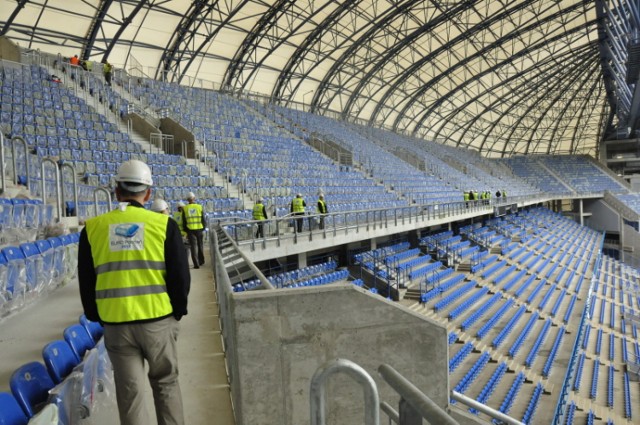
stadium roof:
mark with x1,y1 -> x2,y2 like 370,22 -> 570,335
1,0 -> 609,157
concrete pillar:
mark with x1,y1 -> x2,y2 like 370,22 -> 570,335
298,252 -> 307,269
370,238 -> 377,250
408,230 -> 420,248
579,199 -> 584,226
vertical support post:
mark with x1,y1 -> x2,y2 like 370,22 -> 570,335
11,136 -> 30,188
93,187 -> 113,217
41,158 -> 61,222
58,162 -> 79,217
0,132 -> 5,195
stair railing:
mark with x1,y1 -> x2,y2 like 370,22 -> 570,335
11,136 -> 30,189
93,187 -> 113,217
58,162 -> 79,217
41,158 -> 61,222
0,132 -> 5,195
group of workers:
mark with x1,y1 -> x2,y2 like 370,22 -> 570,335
252,193 -> 328,237
150,191 -> 206,269
463,189 -> 507,204
67,54 -> 112,86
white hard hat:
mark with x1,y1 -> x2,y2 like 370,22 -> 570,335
187,192 -> 196,200
257,197 -> 264,203
150,198 -> 169,213
297,193 -> 302,197
177,201 -> 186,208
116,160 -> 153,192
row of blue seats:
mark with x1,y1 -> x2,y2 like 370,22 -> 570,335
1,233 -> 80,317
409,261 -> 442,280
0,316 -> 104,424
384,248 -> 421,266
396,254 -> 431,273
524,319 -> 551,367
480,260 -> 508,280
425,267 -> 454,285
433,281 -> 477,312
492,265 -> 517,286
476,299 -> 514,340
470,254 -> 497,273
496,372 -> 525,419
449,342 -> 474,372
460,292 -> 503,331
452,352 -> 490,396
521,383 -> 544,424
526,279 -> 548,305
471,362 -> 507,414
449,287 -> 489,320
508,312 -> 540,357
420,275 -> 466,303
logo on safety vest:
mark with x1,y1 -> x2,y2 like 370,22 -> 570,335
110,223 -> 145,251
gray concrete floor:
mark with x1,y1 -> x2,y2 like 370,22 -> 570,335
0,259 -> 235,425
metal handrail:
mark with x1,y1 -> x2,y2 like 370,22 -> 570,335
378,364 -> 458,425
380,401 -> 400,424
450,391 -> 524,425
41,158 -> 61,221
93,187 -> 112,216
11,136 -> 30,188
58,162 -> 79,217
310,359 -> 380,425
0,132 -> 5,195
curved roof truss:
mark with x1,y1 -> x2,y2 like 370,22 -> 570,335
0,0 -> 609,156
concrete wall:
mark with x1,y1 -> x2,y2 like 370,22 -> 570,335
583,199 -> 619,233
230,284 -> 449,425
128,113 -> 159,141
0,36 -> 20,62
159,117 -> 196,158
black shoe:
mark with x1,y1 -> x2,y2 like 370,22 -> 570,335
194,265 -> 200,269
199,261 -> 205,266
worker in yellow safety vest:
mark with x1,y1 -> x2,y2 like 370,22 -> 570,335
290,193 -> 306,233
78,159 -> 190,425
182,192 -> 206,269
253,197 -> 268,238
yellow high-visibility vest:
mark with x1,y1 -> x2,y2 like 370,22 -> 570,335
85,205 -> 172,323
184,203 -> 204,230
253,204 -> 265,220
292,198 -> 304,213
173,211 -> 186,237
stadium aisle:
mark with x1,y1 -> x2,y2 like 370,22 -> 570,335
0,249 -> 235,425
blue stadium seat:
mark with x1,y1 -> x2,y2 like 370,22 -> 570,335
80,314 -> 103,342
9,361 -> 55,418
63,324 -> 95,362
42,339 -> 80,384
0,391 -> 29,425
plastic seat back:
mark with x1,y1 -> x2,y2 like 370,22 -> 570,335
63,324 -> 95,362
9,362 -> 55,418
0,391 -> 29,425
42,340 -> 80,384
80,314 -> 104,342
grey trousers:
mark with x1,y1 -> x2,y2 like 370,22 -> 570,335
104,317 -> 184,425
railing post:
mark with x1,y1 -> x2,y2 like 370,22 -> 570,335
58,162 -> 79,217
11,136 -> 30,188
93,187 -> 112,216
41,158 -> 61,222
310,359 -> 379,425
0,132 -> 5,195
